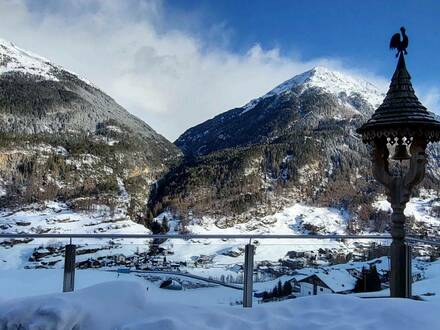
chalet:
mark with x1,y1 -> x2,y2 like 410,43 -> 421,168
170,262 -> 180,271
297,270 -> 357,296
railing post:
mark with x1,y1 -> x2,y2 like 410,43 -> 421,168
406,244 -> 412,298
243,243 -> 255,308
390,241 -> 411,298
63,244 -> 76,292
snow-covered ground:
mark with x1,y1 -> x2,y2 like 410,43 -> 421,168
2,192 -> 439,275
0,201 -> 353,272
1,262 -> 440,330
159,203 -> 357,267
0,201 -> 151,270
157,191 -> 440,270
0,269 -> 243,305
374,191 -> 440,226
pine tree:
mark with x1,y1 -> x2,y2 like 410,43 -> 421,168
354,265 -> 382,292
262,291 -> 272,301
354,267 -> 367,292
277,280 -> 283,297
282,281 -> 293,296
366,265 -> 382,292
272,287 -> 278,298
162,216 -> 170,233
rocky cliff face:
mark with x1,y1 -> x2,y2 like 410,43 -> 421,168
0,38 -> 180,220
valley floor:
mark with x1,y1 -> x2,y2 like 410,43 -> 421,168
1,193 -> 440,328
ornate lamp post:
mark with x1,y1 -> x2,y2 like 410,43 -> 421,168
357,29 -> 440,298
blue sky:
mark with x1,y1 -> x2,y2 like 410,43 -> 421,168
0,0 -> 439,139
165,0 -> 440,87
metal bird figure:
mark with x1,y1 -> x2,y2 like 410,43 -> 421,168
390,27 -> 409,57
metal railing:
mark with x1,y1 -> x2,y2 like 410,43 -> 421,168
0,233 -> 393,239
406,236 -> 440,246
0,233 -> 395,307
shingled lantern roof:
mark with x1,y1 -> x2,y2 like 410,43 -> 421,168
357,53 -> 440,143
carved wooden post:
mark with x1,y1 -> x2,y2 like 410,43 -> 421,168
371,139 -> 426,297
390,209 -> 407,297
357,34 -> 440,298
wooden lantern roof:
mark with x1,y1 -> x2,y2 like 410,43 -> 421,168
357,53 -> 440,144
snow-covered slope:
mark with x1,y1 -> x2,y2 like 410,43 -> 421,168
2,266 -> 440,330
152,190 -> 440,271
157,204 -> 351,266
0,38 -> 91,85
0,37 -> 181,230
241,66 -> 385,113
0,38 -> 59,80
0,201 -> 151,270
0,36 -> 180,146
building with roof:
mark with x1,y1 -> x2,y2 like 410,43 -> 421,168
297,270 -> 357,296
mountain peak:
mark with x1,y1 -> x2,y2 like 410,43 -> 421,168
0,37 -> 93,86
242,66 -> 385,113
0,37 -> 59,81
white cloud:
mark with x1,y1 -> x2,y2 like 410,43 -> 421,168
419,87 -> 440,115
0,0 -> 392,140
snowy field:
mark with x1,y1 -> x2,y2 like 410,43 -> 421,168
0,201 -> 151,270
1,265 -> 440,329
2,191 -> 439,272
159,203 -> 353,266
1,193 -> 440,328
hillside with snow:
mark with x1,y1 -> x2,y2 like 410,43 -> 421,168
2,189 -> 440,278
0,38 -> 173,141
0,37 -> 181,228
154,64 -> 440,229
0,38 -> 62,81
176,66 -> 385,156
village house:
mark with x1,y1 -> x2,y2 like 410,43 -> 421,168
297,269 -> 357,296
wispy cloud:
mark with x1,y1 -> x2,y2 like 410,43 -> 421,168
418,87 -> 440,114
0,0 -> 399,140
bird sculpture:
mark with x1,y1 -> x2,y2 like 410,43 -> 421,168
390,27 -> 409,57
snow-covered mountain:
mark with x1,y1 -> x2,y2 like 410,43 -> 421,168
0,37 -> 180,218
154,66 -> 440,232
0,38 -> 66,81
241,66 -> 385,114
0,37 -> 184,270
0,38 -> 176,142
175,67 -> 384,157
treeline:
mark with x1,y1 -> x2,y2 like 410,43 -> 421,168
353,265 -> 382,292
260,280 -> 294,302
0,123 -> 163,216
149,126 -> 382,221
1,151 -> 119,208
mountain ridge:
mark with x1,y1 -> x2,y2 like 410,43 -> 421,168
175,66 -> 383,158
0,37 -> 180,220
153,65 -> 440,229
240,66 -> 385,115
0,37 -> 173,144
